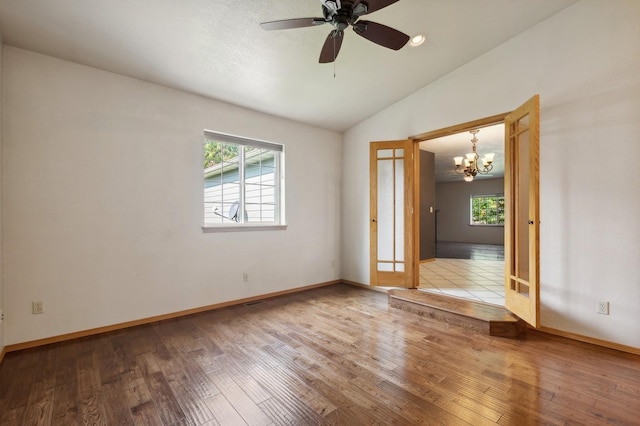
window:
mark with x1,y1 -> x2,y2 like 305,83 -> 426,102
203,130 -> 284,229
470,194 -> 505,226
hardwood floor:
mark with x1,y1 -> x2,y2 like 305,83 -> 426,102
1,284 -> 639,425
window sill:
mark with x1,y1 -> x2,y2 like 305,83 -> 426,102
469,224 -> 504,227
202,224 -> 288,233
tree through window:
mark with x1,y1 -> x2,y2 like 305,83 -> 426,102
470,194 -> 505,225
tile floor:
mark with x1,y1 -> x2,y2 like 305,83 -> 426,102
418,258 -> 505,306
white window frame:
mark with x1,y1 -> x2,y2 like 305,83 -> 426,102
469,193 -> 505,226
202,130 -> 286,232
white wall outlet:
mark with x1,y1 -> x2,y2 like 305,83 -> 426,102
32,301 -> 44,315
597,301 -> 609,315
0,309 -> 4,323
243,273 -> 249,282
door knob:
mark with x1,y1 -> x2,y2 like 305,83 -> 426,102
528,220 -> 534,225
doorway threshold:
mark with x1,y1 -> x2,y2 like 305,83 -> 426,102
388,289 -> 524,338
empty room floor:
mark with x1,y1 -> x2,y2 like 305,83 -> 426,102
419,258 -> 506,306
1,284 -> 638,425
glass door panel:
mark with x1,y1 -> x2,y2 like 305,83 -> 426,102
370,141 -> 413,287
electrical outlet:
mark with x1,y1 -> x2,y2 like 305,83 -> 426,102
243,273 -> 249,282
597,301 -> 609,315
32,301 -> 44,315
0,309 -> 4,323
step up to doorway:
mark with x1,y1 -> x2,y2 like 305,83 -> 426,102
388,289 -> 525,338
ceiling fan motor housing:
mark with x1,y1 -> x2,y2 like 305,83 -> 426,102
333,12 -> 351,30
323,1 -> 368,28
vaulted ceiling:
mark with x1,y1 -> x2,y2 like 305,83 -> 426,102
0,0 -> 577,132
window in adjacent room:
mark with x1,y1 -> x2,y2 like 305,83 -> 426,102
470,194 -> 505,226
203,130 -> 285,230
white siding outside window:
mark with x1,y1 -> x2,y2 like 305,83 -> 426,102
203,131 -> 285,231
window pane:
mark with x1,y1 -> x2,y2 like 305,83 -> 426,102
377,262 -> 394,272
377,149 -> 393,158
516,122 -> 531,281
377,158 -> 394,261
244,148 -> 277,223
204,140 -> 242,224
203,134 -> 283,226
394,158 -> 404,262
470,194 -> 505,225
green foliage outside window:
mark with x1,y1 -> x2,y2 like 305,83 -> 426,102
471,195 -> 505,225
203,141 -> 239,169
203,141 -> 258,169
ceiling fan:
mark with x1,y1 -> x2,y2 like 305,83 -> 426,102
260,0 -> 410,63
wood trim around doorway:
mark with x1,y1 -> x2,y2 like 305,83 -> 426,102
409,112 -> 509,288
410,112 -> 509,142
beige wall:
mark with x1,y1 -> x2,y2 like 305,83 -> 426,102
342,0 -> 640,349
436,178 -> 504,245
3,47 -> 342,345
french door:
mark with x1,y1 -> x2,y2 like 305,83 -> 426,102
504,95 -> 540,327
369,140 -> 414,287
368,95 -> 540,322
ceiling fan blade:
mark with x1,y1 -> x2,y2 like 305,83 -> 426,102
260,18 -> 326,31
319,30 -> 344,63
361,0 -> 400,14
353,20 -> 409,50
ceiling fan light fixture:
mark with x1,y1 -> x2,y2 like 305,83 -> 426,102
409,34 -> 426,47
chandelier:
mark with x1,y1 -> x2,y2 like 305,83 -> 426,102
453,129 -> 495,182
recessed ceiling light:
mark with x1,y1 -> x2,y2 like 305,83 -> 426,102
410,34 -> 426,47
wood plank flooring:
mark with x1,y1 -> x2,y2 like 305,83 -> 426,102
1,283 -> 639,425
388,290 -> 524,338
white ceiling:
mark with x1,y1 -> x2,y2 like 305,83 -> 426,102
420,123 -> 505,183
0,0 -> 577,132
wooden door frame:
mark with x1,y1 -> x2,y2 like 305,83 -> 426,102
409,112 -> 509,288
